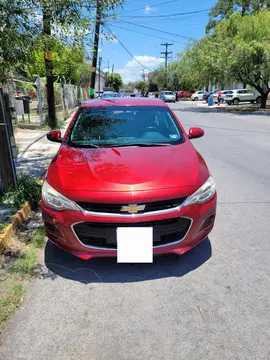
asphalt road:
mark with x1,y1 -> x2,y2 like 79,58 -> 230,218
1,102 -> 270,360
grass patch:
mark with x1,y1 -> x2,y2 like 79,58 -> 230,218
0,222 -> 7,232
0,283 -> 25,326
0,228 -> 45,327
9,229 -> 45,279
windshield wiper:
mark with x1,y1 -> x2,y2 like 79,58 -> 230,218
110,143 -> 171,148
69,143 -> 99,148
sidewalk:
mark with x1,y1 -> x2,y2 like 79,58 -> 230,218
14,118 -> 71,179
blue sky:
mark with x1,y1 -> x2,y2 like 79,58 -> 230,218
97,0 -> 217,83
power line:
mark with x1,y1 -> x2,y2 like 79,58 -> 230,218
118,0 -> 181,14
119,9 -> 210,18
118,20 -> 196,41
105,27 -> 152,71
110,24 -> 189,45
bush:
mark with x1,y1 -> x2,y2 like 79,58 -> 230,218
3,175 -> 42,209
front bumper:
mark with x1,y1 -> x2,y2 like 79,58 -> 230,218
41,194 -> 217,260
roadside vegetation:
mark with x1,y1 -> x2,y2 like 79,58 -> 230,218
151,3 -> 270,109
0,229 -> 45,326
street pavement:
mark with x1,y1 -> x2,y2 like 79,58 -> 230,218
1,101 -> 270,360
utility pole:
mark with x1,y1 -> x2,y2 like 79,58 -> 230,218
141,69 -> 146,82
160,43 -> 173,88
111,64 -> 114,89
90,1 -> 102,99
98,57 -> 102,97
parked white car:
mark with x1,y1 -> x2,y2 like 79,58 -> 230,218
224,89 -> 262,105
191,91 -> 208,101
212,90 -> 233,103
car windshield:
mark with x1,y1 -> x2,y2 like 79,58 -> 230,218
102,93 -> 120,98
68,106 -> 184,147
164,91 -> 174,95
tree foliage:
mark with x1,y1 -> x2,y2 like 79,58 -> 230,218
206,0 -> 270,32
174,10 -> 270,107
106,73 -> 123,91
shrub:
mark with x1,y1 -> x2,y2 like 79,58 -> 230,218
3,175 -> 41,209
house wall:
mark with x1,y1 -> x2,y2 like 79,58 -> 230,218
95,73 -> 106,92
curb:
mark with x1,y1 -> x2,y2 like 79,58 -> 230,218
0,179 -> 45,252
0,201 -> 31,251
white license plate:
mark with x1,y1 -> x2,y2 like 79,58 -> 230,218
117,227 -> 153,263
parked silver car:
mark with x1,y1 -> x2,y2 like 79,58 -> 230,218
160,91 -> 176,103
224,89 -> 262,105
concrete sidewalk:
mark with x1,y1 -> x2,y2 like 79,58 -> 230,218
14,119 -> 71,178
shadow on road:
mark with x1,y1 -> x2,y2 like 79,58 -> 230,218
43,238 -> 212,283
174,104 -> 270,116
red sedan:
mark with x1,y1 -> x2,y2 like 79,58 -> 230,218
42,98 -> 217,260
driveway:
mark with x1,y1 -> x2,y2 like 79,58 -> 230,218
1,102 -> 270,360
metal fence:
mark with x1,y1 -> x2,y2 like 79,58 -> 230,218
2,77 -> 88,126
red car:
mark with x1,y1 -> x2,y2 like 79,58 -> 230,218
42,98 -> 217,260
177,90 -> 194,98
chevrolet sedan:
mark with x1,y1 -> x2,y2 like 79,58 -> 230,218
42,98 -> 217,260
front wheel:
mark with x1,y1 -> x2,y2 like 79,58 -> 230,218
233,98 -> 239,105
256,97 -> 262,104
193,97 -> 198,101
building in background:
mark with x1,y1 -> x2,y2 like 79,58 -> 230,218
94,72 -> 106,96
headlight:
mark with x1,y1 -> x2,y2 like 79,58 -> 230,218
183,176 -> 216,207
42,180 -> 80,212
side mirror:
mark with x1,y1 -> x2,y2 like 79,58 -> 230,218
188,127 -> 204,139
47,130 -> 62,143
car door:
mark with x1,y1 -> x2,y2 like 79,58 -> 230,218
246,90 -> 255,101
240,89 -> 251,102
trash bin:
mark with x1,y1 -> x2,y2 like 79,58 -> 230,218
21,96 -> 31,114
208,95 -> 214,106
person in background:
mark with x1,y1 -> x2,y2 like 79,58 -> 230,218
217,90 -> 223,105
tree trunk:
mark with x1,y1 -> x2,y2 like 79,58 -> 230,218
260,92 -> 268,109
43,7 -> 56,129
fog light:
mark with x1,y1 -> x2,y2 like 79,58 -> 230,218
201,214 -> 215,230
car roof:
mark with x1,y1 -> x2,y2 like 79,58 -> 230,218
80,97 -> 167,108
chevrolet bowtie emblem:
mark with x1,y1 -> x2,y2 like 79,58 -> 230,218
120,204 -> 146,214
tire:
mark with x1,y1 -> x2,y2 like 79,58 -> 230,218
194,97 -> 198,101
256,96 -> 262,104
233,98 -> 239,105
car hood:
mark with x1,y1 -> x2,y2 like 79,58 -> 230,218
47,142 -> 209,199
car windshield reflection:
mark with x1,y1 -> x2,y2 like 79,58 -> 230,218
68,106 -> 184,148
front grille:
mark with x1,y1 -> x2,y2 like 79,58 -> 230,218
76,197 -> 187,215
73,217 -> 191,249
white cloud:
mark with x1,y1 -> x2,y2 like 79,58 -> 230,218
145,5 -> 154,14
98,48 -> 102,52
116,55 -> 164,83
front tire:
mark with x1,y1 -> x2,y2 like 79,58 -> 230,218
233,98 -> 239,105
193,97 -> 198,101
256,96 -> 262,104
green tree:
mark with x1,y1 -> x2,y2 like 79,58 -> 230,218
107,73 -> 123,92
177,10 -> 270,108
206,0 -> 270,32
